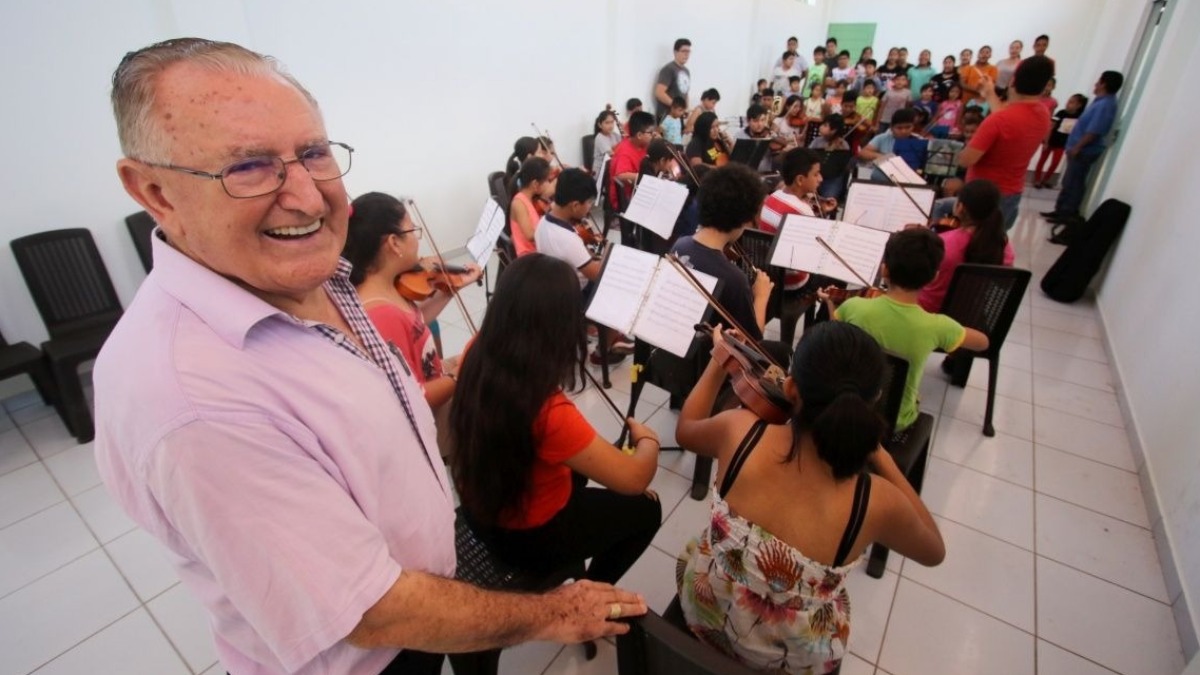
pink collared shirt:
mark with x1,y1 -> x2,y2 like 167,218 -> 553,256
94,232 -> 456,674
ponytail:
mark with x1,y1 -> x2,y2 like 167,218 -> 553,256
504,136 -> 540,182
958,179 -> 1008,265
788,322 -> 887,479
807,390 -> 886,479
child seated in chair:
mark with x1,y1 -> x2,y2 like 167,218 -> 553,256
822,228 -> 989,431
858,108 -> 928,177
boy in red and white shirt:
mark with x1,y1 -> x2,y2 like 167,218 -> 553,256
758,148 -> 838,346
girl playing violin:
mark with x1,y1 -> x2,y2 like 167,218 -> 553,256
509,157 -> 556,256
919,178 -> 1015,313
343,192 -> 482,414
451,253 -> 662,585
685,111 -> 729,167
675,321 -> 945,674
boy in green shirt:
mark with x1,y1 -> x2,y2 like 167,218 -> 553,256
822,228 -> 989,430
805,47 -> 828,97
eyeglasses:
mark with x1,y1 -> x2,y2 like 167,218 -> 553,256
395,227 -> 423,240
144,141 -> 354,198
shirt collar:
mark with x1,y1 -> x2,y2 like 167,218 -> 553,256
544,212 -> 574,231
149,228 -> 344,350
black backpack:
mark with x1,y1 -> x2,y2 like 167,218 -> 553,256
1040,199 -> 1131,303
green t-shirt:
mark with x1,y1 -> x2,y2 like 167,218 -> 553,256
805,63 -> 829,96
837,295 -> 966,430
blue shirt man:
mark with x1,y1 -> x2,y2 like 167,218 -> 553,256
1049,70 -> 1124,220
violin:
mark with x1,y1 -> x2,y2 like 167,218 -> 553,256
395,259 -> 480,302
697,323 -> 791,425
932,215 -> 961,232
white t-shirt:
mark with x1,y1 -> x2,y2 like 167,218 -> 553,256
533,215 -> 591,288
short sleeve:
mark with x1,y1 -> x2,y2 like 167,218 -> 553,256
834,296 -> 864,323
935,313 -> 968,352
150,418 -> 400,672
1088,101 -> 1117,137
536,393 -> 597,463
657,65 -> 674,87
968,115 -> 1000,154
366,304 -> 424,384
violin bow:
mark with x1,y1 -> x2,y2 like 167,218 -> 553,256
404,199 -> 479,335
530,122 -> 566,171
664,253 -> 784,371
815,236 -> 876,289
878,167 -> 932,222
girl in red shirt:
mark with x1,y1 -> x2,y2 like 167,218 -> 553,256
451,254 -> 663,584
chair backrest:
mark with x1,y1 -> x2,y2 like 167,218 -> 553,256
737,228 -> 785,322
10,228 -> 123,340
939,264 -> 1032,359
876,352 -> 911,438
616,607 -> 759,675
125,211 -> 156,273
487,170 -> 511,221
582,134 -> 596,171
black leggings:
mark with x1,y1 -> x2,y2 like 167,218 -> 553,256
478,472 -> 662,584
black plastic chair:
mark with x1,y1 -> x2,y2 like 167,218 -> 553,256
485,171 -> 514,302
125,211 -> 156,273
449,507 -> 593,674
0,331 -> 57,409
865,353 -> 935,578
615,596 -> 768,675
939,264 -> 1032,437
582,135 -> 596,173
10,228 -> 123,443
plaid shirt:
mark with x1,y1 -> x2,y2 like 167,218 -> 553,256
311,259 -> 435,471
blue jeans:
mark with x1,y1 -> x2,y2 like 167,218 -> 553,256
1056,149 -> 1103,216
999,192 -> 1022,230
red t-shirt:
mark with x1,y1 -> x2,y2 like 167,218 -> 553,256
609,139 -> 648,209
365,301 -> 442,385
499,392 -> 597,529
966,101 -> 1051,195
758,189 -> 813,289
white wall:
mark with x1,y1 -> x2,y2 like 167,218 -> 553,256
0,0 -> 829,346
826,0 -> 1120,99
1092,0 -> 1200,654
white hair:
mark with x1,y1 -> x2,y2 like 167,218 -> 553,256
111,38 -> 320,163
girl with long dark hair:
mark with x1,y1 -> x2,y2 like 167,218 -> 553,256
918,178 -> 1015,312
684,111 -> 727,166
675,321 -> 944,673
450,254 -> 662,583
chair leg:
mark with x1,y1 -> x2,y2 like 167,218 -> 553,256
983,357 -> 999,437
866,543 -> 888,579
690,456 -> 713,501
49,358 -> 93,443
448,649 -> 501,675
29,359 -> 59,406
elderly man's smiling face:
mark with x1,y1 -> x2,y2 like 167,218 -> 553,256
120,62 -> 349,303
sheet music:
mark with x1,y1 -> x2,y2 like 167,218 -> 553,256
846,182 -> 936,233
622,175 -> 690,240
770,214 -> 834,273
843,183 -> 893,231
875,156 -> 926,185
634,263 -> 719,358
823,226 -> 891,285
1058,118 -> 1078,134
770,215 -> 889,285
466,198 -> 506,268
585,245 -> 659,335
594,154 -> 610,195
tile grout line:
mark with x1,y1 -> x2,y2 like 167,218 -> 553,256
24,606 -> 144,675
1031,394 -> 1039,675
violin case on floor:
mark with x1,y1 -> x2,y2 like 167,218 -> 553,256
1040,198 -> 1131,303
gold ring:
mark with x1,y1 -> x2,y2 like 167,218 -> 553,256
608,603 -> 622,620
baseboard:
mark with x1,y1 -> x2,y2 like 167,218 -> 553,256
1095,295 -> 1198,660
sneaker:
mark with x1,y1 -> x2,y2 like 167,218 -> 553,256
589,350 -> 627,366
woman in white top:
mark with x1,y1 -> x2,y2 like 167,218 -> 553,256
994,40 -> 1024,96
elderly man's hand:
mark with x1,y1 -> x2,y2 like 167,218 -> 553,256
536,580 -> 647,643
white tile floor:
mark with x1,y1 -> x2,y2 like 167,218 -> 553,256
0,189 -> 1185,675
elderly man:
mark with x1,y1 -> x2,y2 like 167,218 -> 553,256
97,38 -> 644,675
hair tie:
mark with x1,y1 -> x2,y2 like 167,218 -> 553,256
835,382 -> 860,397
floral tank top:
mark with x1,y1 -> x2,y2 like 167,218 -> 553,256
676,421 -> 871,674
